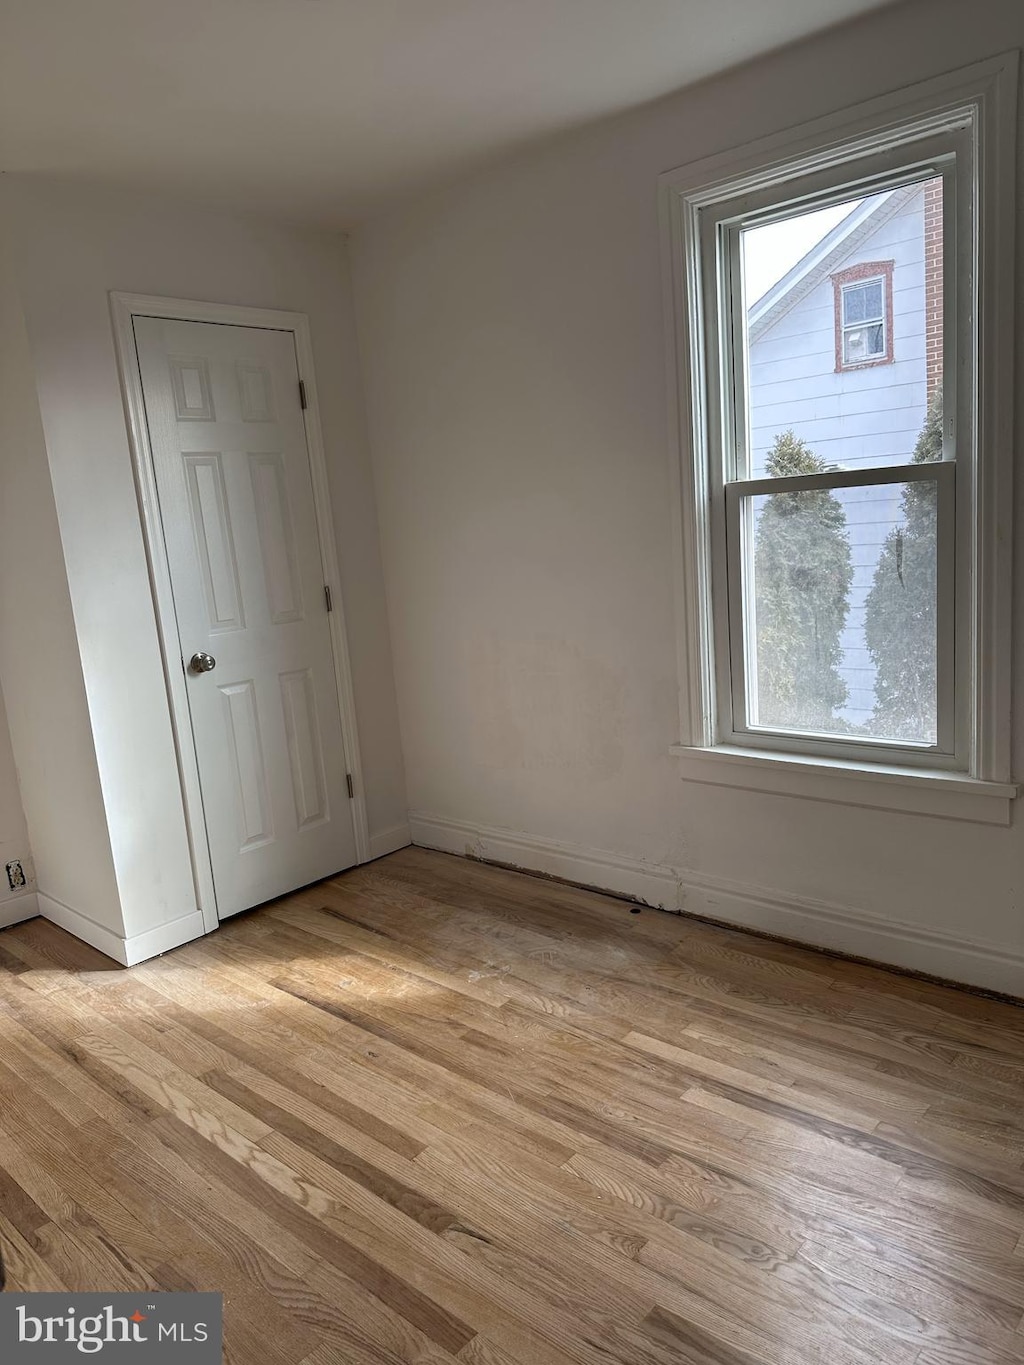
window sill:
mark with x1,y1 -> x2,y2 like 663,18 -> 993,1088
669,744 -> 1017,825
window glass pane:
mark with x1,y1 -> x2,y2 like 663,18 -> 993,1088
741,174 -> 942,478
844,321 -> 885,364
842,284 -> 863,323
745,477 -> 938,744
842,280 -> 882,324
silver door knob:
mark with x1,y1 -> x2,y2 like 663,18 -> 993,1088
189,651 -> 217,674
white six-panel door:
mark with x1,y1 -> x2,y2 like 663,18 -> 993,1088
134,316 -> 357,917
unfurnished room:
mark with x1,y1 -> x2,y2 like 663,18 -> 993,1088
0,1 -> 1022,1361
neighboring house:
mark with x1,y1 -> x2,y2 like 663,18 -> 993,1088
747,179 -> 942,728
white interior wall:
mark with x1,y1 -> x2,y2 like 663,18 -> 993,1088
1,176 -> 408,959
0,685 -> 35,928
0,235 -> 120,936
351,0 -> 1024,993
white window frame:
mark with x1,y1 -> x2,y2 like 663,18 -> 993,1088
840,276 -> 887,363
712,143 -> 962,771
660,55 -> 1018,824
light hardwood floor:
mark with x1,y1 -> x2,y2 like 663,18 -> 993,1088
1,846 -> 1022,1364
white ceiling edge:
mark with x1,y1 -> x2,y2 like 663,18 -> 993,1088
0,0 -> 905,229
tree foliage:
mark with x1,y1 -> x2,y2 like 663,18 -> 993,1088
863,392 -> 941,743
754,431 -> 853,731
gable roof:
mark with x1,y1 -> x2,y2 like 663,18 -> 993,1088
747,182 -> 920,342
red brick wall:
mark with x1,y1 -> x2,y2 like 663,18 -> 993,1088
924,178 -> 943,399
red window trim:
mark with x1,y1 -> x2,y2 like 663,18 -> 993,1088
831,260 -> 895,372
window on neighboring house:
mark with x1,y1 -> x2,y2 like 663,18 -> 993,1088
662,63 -> 1018,810
834,264 -> 893,368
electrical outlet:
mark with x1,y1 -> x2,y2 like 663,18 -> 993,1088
6,860 -> 26,891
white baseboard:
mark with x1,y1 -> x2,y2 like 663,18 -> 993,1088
37,894 -> 205,967
367,822 -> 413,862
409,811 -> 1024,997
410,812 -> 680,910
38,893 -> 129,964
122,912 -> 207,966
0,889 -> 39,930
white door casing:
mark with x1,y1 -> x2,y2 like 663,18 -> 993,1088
122,306 -> 365,921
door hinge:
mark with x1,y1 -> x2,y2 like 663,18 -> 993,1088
346,773 -> 355,799
324,584 -> 333,612
298,379 -> 308,410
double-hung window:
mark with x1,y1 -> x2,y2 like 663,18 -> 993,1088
663,60 -> 1017,817
841,278 -> 885,363
835,265 -> 893,368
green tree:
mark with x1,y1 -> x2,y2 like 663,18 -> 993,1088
863,392 -> 941,743
754,431 -> 853,731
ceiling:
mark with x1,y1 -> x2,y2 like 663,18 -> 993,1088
1,0 -> 901,227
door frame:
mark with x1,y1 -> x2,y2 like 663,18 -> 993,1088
110,292 -> 371,933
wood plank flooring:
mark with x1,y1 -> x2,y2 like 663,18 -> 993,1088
1,845 -> 1023,1364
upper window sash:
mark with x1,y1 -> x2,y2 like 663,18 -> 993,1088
704,135 -> 964,489
841,281 -> 883,328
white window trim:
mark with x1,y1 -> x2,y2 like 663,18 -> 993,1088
840,276 -> 887,363
660,54 -> 1018,824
